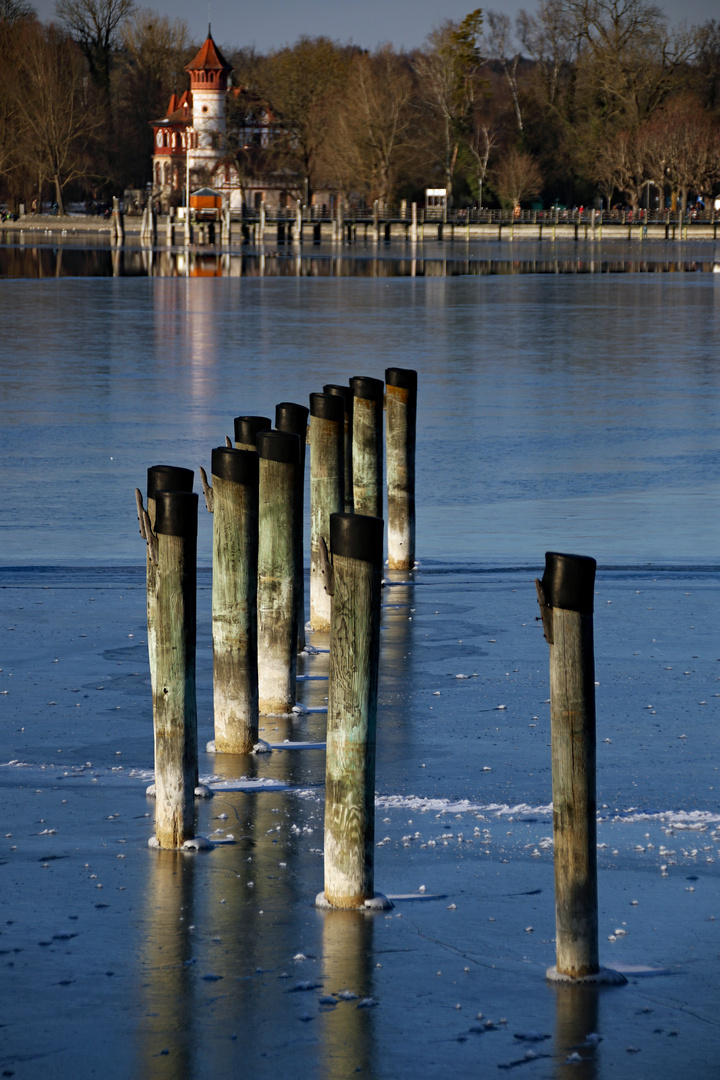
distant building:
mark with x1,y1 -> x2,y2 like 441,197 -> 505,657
150,28 -> 290,212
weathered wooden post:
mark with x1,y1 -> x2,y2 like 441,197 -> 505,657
350,376 -> 384,519
317,513 -> 391,910
206,447 -> 259,754
257,429 -> 300,714
152,490 -> 199,848
411,201 -> 418,243
259,200 -> 266,242
275,402 -> 309,652
138,466 -> 195,696
309,392 -> 345,631
373,200 -> 380,244
536,553 -> 623,983
385,367 -> 417,571
234,415 -> 272,452
322,383 -> 354,513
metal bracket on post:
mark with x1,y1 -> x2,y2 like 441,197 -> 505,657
319,535 -> 334,597
199,466 -> 214,513
142,509 -> 158,565
535,578 -> 554,644
135,488 -> 147,539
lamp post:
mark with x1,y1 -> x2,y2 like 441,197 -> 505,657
185,126 -> 193,246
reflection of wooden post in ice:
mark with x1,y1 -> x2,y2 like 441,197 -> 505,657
319,910 -> 376,1079
137,850 -> 197,1080
207,447 -> 259,754
350,376 -> 384,520
536,551 -> 607,981
552,982 -> 600,1080
323,384 -> 354,513
275,402 -> 309,653
319,513 -> 391,910
309,392 -> 345,631
385,367 -> 417,571
153,491 -> 198,848
234,415 -> 271,452
257,429 -> 300,715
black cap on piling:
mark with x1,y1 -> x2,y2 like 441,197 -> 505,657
541,552 -> 596,614
211,446 -> 259,486
154,491 -> 199,537
385,367 -> 418,394
310,392 -> 345,423
257,429 -> 300,464
330,512 -> 383,564
234,415 -> 272,447
350,376 -> 384,403
275,402 -> 310,438
323,384 -> 353,404
147,465 -> 194,500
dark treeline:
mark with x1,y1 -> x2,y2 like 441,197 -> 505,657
1,0 -> 719,215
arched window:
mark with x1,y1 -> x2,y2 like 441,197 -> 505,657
164,163 -> 170,185
155,162 -> 161,184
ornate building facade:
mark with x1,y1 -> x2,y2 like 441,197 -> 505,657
151,30 -> 287,211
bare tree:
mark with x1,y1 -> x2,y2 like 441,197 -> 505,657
55,0 -> 135,91
563,0 -> 700,127
466,117 -> 498,207
492,147 -> 542,208
0,0 -> 35,20
412,10 -> 484,201
639,93 -> 720,213
329,46 -> 414,208
485,11 -> 524,133
589,126 -> 646,210
16,24 -> 101,213
517,0 -> 578,110
258,36 -> 353,201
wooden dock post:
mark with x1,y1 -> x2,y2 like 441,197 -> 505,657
208,447 -> 259,754
317,513 -> 390,910
323,383 -> 354,512
275,402 -> 309,652
411,202 -> 418,243
141,466 -> 195,696
536,552 -> 622,983
385,367 -> 417,570
257,429 -> 300,714
309,392 -> 345,630
350,376 -> 384,519
234,415 -> 272,452
152,490 -> 199,848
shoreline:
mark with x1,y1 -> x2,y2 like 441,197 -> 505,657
3,213 -> 719,245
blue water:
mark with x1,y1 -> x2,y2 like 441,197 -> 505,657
1,248 -> 720,1078
1,256 -> 718,567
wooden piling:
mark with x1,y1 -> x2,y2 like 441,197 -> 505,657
385,368 -> 417,570
536,552 -> 606,981
209,447 -> 259,754
350,376 -> 384,519
322,383 -> 354,513
309,393 -> 345,631
275,402 -> 309,652
257,429 -> 300,715
152,490 -> 199,848
319,513 -> 388,909
234,415 -> 272,452
144,466 -> 195,696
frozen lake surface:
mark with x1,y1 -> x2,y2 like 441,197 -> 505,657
1,243 -> 719,1077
